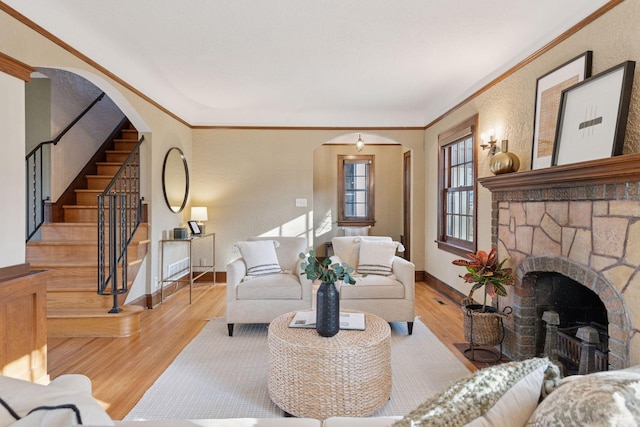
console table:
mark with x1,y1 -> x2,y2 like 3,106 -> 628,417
268,311 -> 391,419
159,233 -> 215,304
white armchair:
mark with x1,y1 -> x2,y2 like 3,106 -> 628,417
331,236 -> 415,334
226,236 -> 313,336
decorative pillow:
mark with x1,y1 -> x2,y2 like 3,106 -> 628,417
0,375 -> 114,427
357,239 -> 399,276
526,366 -> 640,426
235,240 -> 282,277
392,358 -> 551,427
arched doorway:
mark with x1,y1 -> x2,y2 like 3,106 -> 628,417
312,132 -> 412,258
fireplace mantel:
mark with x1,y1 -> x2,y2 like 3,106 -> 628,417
478,153 -> 640,192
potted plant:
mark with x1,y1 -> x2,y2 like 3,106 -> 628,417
452,248 -> 514,348
299,250 -> 357,337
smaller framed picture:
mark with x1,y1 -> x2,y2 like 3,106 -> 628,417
552,61 -> 635,166
187,220 -> 201,235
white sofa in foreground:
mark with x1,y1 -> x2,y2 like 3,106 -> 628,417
2,358 -> 640,426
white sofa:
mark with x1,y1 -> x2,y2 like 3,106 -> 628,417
226,236 -> 313,336
2,358 -> 640,426
331,236 -> 415,334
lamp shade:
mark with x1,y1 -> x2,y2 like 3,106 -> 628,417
190,206 -> 208,222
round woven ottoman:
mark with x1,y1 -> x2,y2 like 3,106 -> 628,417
268,311 -> 391,419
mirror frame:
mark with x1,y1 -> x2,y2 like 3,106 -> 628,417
162,147 -> 189,213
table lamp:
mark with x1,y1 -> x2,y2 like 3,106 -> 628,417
190,206 -> 208,235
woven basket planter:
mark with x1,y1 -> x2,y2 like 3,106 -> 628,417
461,299 -> 511,346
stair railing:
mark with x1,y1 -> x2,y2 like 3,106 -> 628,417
25,91 -> 106,241
97,135 -> 144,314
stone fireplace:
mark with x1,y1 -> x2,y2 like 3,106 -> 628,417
479,153 -> 640,370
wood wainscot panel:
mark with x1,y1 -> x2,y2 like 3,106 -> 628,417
0,264 -> 50,383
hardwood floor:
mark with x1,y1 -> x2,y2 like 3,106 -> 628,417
47,282 -> 475,419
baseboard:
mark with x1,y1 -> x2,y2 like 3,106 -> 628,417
423,271 -> 465,306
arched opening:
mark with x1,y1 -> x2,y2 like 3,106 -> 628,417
531,271 -> 608,374
312,132 -> 412,258
514,257 -> 629,370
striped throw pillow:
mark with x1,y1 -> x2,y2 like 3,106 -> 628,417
357,239 -> 398,276
235,240 -> 282,277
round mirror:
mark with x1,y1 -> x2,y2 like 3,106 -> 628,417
162,147 -> 189,213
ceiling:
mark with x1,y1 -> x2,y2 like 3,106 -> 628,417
5,0 -> 612,127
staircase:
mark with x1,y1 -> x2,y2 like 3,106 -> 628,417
26,123 -> 149,338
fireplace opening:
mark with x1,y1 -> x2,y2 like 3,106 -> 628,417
532,272 -> 609,375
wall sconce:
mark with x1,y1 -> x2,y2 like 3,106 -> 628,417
480,131 -> 499,157
481,129 -> 520,174
355,133 -> 365,152
190,206 -> 208,234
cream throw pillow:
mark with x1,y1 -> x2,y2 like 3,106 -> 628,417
357,239 -> 398,276
392,358 -> 551,427
235,240 -> 282,277
0,375 -> 114,427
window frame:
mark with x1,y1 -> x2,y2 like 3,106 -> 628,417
437,115 -> 478,257
337,154 -> 375,227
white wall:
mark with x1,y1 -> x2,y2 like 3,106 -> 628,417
0,72 -> 26,268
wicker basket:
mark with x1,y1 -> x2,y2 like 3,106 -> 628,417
461,299 -> 511,346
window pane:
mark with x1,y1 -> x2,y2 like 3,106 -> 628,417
438,118 -> 476,252
340,156 -> 374,223
465,138 -> 472,163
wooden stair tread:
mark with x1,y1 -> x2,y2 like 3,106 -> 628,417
48,305 -> 143,318
62,205 -> 99,209
30,258 -> 143,267
29,240 -> 98,245
29,239 -> 149,246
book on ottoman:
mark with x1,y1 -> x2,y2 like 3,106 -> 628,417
289,311 -> 365,330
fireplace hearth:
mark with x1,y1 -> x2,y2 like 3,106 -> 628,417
479,154 -> 640,370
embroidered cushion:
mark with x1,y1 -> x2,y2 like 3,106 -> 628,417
526,365 -> 640,426
392,358 -> 551,427
235,240 -> 282,277
357,239 -> 399,276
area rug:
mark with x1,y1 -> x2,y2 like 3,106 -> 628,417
125,317 -> 470,420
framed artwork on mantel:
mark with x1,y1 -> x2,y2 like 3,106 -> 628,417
531,51 -> 592,169
552,60 -> 635,167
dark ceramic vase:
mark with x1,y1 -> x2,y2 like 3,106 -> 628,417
316,281 -> 340,337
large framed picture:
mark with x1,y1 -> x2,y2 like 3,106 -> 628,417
552,61 -> 635,166
531,51 -> 592,169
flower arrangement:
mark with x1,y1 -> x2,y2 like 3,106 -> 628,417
452,247 -> 515,300
299,250 -> 358,284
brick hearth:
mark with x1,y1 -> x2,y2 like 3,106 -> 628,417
479,153 -> 640,370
